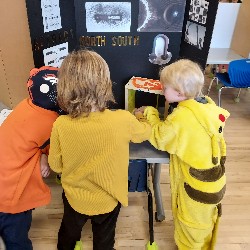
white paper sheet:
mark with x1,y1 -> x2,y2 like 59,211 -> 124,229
41,0 -> 62,33
43,42 -> 68,67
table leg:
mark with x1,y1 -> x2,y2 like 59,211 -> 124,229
125,87 -> 128,110
150,163 -> 165,221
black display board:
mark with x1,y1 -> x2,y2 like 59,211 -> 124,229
25,0 -> 186,109
25,1 -> 220,108
179,0 -> 219,70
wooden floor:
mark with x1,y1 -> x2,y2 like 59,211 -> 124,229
1,77 -> 250,250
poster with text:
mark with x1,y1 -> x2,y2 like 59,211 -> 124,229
41,0 -> 62,32
43,42 -> 68,67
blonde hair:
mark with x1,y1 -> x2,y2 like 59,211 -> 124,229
160,59 -> 204,99
57,49 -> 115,118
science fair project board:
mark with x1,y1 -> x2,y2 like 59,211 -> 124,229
25,0 -> 219,109
25,0 -> 186,109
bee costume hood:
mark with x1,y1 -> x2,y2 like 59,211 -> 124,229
177,96 -> 230,169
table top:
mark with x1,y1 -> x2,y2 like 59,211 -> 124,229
129,141 -> 169,164
207,48 -> 244,65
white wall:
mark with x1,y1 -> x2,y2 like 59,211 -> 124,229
210,3 -> 241,48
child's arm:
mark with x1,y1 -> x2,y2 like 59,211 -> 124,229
142,106 -> 177,153
48,124 -> 63,173
40,153 -> 51,178
127,109 -> 151,143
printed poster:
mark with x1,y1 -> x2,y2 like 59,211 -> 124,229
41,0 -> 62,32
43,42 -> 68,67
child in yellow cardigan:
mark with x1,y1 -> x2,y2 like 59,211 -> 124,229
48,49 -> 151,250
134,59 -> 230,250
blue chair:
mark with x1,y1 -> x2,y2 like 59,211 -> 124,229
128,159 -> 159,250
207,59 -> 250,107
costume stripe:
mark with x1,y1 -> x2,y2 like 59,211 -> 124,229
217,203 -> 222,217
184,183 -> 226,204
189,165 -> 225,182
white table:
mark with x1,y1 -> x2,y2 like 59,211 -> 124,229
207,48 -> 244,65
130,141 -> 169,221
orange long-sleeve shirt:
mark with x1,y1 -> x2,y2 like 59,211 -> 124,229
0,98 -> 58,213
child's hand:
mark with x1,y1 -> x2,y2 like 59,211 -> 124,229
137,106 -> 147,113
133,106 -> 147,116
133,109 -> 143,117
133,106 -> 148,122
40,154 -> 51,178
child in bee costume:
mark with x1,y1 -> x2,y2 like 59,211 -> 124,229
134,59 -> 230,250
0,66 -> 61,249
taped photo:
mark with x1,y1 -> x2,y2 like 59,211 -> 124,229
184,21 -> 206,50
43,42 -> 68,67
85,2 -> 131,32
189,0 -> 209,25
137,0 -> 186,32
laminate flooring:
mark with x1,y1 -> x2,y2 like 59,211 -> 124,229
1,76 -> 250,250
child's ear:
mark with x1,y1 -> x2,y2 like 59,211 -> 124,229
177,92 -> 187,101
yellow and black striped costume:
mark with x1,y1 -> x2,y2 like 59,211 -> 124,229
143,97 -> 230,250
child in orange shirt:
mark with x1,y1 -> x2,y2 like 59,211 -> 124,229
0,66 -> 61,249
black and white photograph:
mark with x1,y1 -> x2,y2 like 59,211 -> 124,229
184,21 -> 206,50
189,0 -> 209,25
137,0 -> 186,32
85,2 -> 131,32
